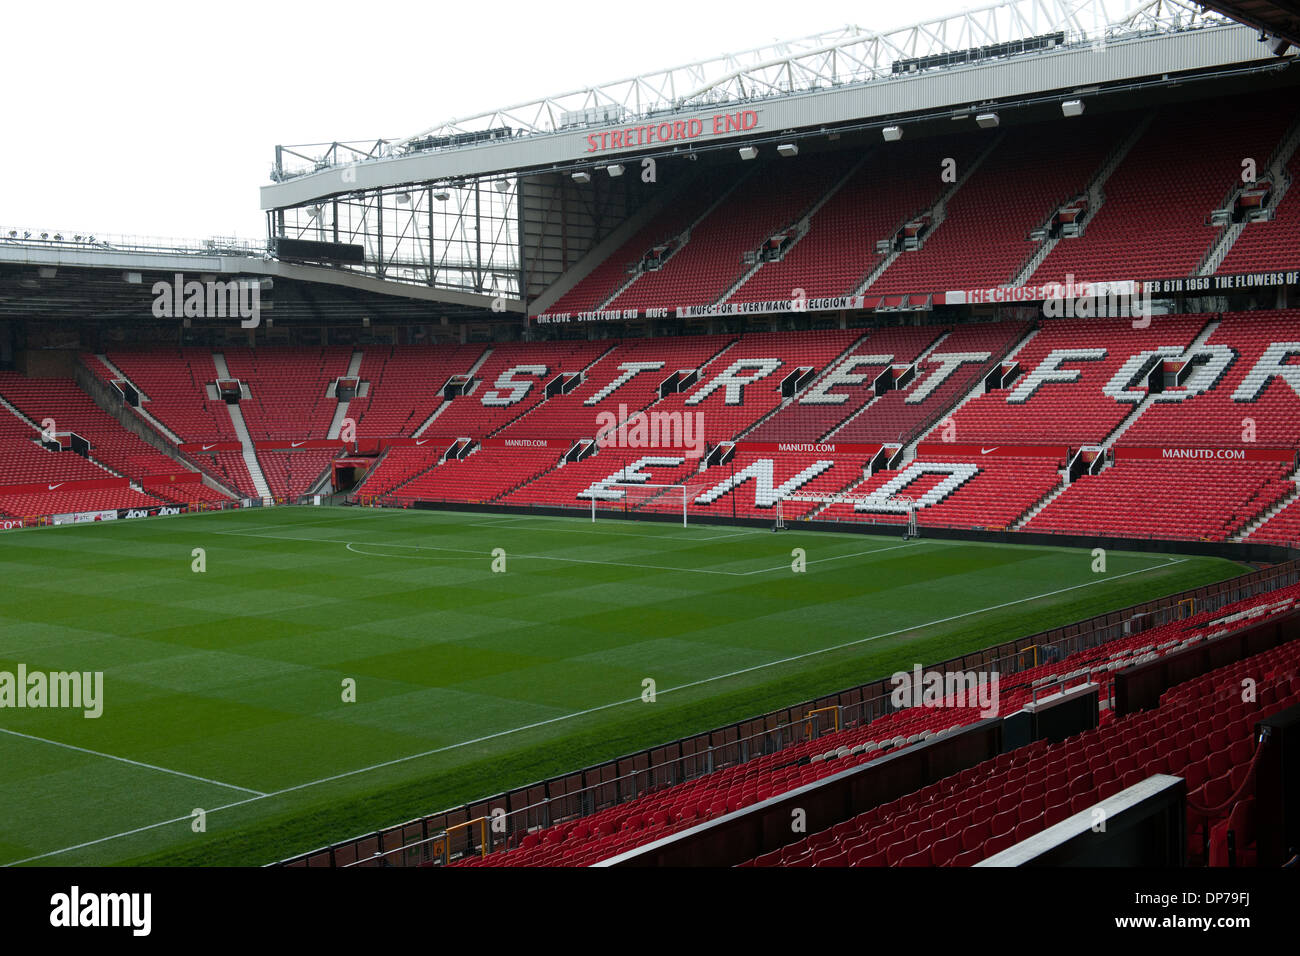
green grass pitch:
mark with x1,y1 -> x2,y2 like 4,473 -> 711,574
0,505 -> 1247,866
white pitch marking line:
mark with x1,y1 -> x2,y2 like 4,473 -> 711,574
0,727 -> 265,796
344,540 -> 743,575
8,556 -> 1188,866
6,807 -> 245,866
217,528 -> 913,577
696,529 -> 766,541
742,540 -> 922,574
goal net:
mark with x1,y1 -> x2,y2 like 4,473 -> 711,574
589,483 -> 703,527
775,492 -> 918,538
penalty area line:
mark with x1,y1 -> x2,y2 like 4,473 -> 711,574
219,528 -> 918,577
343,540 -> 745,575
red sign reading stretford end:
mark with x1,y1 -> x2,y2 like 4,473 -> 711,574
585,110 -> 759,153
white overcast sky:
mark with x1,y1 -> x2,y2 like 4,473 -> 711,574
4,0 -> 1016,242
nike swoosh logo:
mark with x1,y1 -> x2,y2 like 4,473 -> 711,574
202,444 -> 216,450
291,442 -> 306,448
980,448 -> 999,455
416,440 -> 428,446
48,483 -> 63,490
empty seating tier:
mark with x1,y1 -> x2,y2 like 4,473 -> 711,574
828,321 -> 1027,445
451,588 -> 1299,866
868,118 -> 1125,295
819,453 -> 1064,531
746,326 -> 942,443
730,135 -> 984,302
0,372 -> 186,482
0,486 -> 167,519
1119,310 -> 1300,448
1217,146 -> 1300,275
1030,99 -> 1294,283
496,334 -> 735,441
391,446 -> 564,504
746,630 -> 1300,867
258,449 -> 339,500
936,315 -> 1208,446
548,167 -> 739,314
223,347 -> 354,441
607,155 -> 857,311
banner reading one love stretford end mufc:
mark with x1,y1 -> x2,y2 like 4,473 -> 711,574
534,296 -> 870,324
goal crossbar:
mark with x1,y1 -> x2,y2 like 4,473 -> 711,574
589,482 -> 698,527
775,492 -> 916,536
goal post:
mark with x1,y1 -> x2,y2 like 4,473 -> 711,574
775,492 -> 917,538
590,482 -> 697,527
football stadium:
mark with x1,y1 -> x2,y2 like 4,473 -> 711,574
3,0 -> 1300,893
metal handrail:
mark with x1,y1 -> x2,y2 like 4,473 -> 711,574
0,229 -> 266,258
279,534 -> 1298,865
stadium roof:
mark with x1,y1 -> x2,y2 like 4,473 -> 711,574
268,0 -> 1235,184
0,239 -> 520,324
1200,1 -> 1300,46
389,0 -> 1229,145
247,0 -> 1297,302
262,0 -> 1293,213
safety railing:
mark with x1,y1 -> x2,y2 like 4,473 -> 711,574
279,558 -> 1300,867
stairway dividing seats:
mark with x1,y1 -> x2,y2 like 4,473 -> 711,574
1029,99 -> 1294,284
1120,310 -> 1300,448
223,347 -> 354,441
348,344 -> 487,439
829,321 -> 1027,445
729,134 -> 985,302
1248,496 -> 1300,547
935,315 -> 1208,446
495,334 -> 735,441
0,372 -> 184,481
868,118 -> 1125,295
1218,148 -> 1300,275
607,155 -> 857,311
745,326 -> 942,443
548,167 -> 739,315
